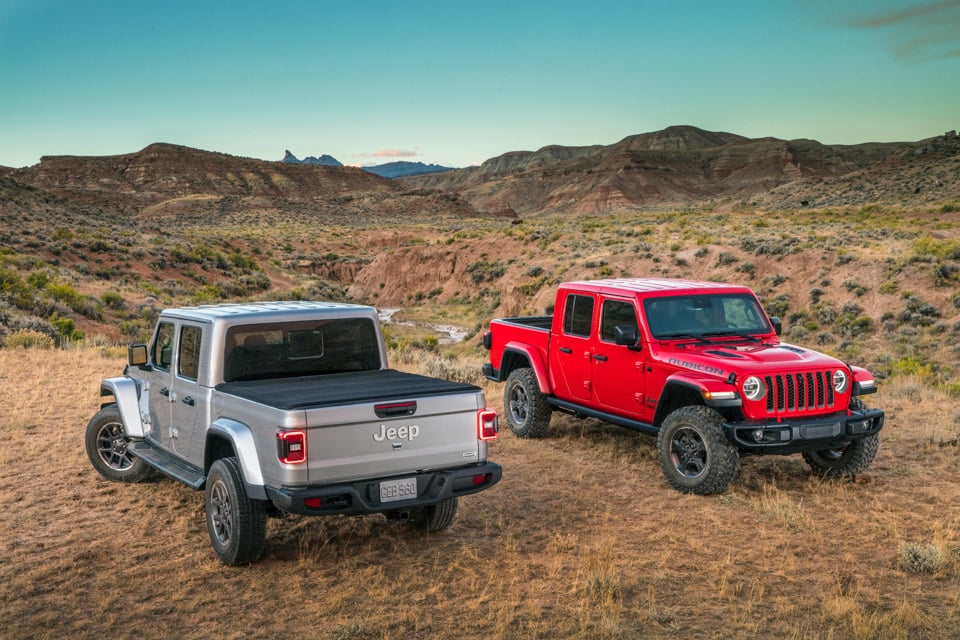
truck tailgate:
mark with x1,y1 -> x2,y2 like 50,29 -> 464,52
217,370 -> 487,485
304,391 -> 483,484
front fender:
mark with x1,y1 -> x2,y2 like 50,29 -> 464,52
100,376 -> 145,438
208,418 -> 267,500
850,365 -> 878,396
653,372 -> 740,426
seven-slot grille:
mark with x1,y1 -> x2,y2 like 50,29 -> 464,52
764,371 -> 835,414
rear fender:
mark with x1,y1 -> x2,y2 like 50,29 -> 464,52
503,342 -> 550,393
207,418 -> 268,500
100,376 -> 145,438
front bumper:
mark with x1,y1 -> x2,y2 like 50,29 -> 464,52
723,407 -> 884,454
265,461 -> 502,516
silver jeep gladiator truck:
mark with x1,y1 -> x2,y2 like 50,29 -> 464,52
85,301 -> 501,565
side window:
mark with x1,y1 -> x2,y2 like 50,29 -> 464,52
178,325 -> 203,381
600,299 -> 638,343
562,294 -> 595,337
153,322 -> 175,371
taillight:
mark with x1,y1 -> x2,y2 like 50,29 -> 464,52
477,409 -> 498,440
277,430 -> 306,464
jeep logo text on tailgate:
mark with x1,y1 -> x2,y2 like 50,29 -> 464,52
373,424 -> 420,442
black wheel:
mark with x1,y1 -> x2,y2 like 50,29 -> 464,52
85,405 -> 153,483
503,367 -> 552,438
657,406 -> 739,495
411,497 -> 458,532
205,457 -> 267,565
803,398 -> 879,478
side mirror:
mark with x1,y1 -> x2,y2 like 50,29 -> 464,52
128,344 -> 148,367
160,345 -> 173,368
770,317 -> 782,336
614,325 -> 639,348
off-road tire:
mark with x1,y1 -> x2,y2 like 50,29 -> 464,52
85,405 -> 153,483
205,457 -> 267,565
411,497 -> 459,532
503,367 -> 552,438
657,405 -> 739,495
803,398 -> 879,478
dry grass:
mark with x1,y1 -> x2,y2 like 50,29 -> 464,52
1,347 -> 959,639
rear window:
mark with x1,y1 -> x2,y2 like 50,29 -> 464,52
562,294 -> 595,337
223,318 -> 381,382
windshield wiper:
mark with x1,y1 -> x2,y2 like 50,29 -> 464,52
656,332 -> 712,345
700,331 -> 762,342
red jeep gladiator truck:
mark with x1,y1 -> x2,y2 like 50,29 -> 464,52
482,278 -> 884,494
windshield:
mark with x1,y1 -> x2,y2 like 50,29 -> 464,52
642,293 -> 771,340
223,318 -> 381,382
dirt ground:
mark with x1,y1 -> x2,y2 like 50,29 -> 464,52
1,346 -> 958,639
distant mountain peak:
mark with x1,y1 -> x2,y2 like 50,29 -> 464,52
282,151 -> 343,166
363,161 -> 455,179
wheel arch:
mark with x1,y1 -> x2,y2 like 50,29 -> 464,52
207,418 -> 268,500
501,343 -> 550,393
653,380 -> 707,428
99,376 -> 145,438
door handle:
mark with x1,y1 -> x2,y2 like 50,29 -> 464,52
182,396 -> 195,406
159,388 -> 170,397
559,347 -> 573,354
593,354 -> 608,362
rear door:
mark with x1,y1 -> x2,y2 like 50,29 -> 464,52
592,296 -> 648,419
550,291 -> 596,402
171,322 -> 205,461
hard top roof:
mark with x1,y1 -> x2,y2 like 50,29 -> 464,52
159,300 -> 375,323
562,278 -> 753,296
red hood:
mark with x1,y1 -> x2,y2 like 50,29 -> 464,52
657,340 -> 846,378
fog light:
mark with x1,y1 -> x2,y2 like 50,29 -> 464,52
753,429 -> 764,443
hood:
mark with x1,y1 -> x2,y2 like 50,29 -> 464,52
659,340 -> 845,378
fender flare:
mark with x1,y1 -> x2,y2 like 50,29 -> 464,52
208,418 -> 268,500
100,376 -> 145,438
503,342 -> 551,394
653,372 -> 739,426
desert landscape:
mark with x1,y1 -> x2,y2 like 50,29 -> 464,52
2,126 -> 960,638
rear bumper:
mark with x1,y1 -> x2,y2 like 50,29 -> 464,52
723,408 -> 884,454
265,461 -> 502,516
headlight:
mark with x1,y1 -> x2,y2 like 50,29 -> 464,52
833,369 -> 849,393
742,376 -> 766,401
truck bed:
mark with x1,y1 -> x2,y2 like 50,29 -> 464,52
496,315 -> 552,331
216,368 -> 479,410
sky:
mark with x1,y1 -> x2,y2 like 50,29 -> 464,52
0,0 -> 958,169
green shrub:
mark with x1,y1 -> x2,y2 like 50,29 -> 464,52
3,329 -> 54,349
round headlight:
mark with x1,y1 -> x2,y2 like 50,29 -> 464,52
833,369 -> 849,393
742,376 -> 766,401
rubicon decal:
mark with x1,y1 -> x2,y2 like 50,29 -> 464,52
373,423 -> 420,442
667,358 -> 725,375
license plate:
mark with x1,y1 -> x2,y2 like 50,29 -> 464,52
379,477 -> 418,503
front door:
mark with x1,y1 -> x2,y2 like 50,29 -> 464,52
592,297 -> 648,419
141,320 -> 176,451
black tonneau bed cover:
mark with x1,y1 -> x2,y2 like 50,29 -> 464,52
216,369 -> 479,410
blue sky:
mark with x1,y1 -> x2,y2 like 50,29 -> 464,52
0,0 -> 958,168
